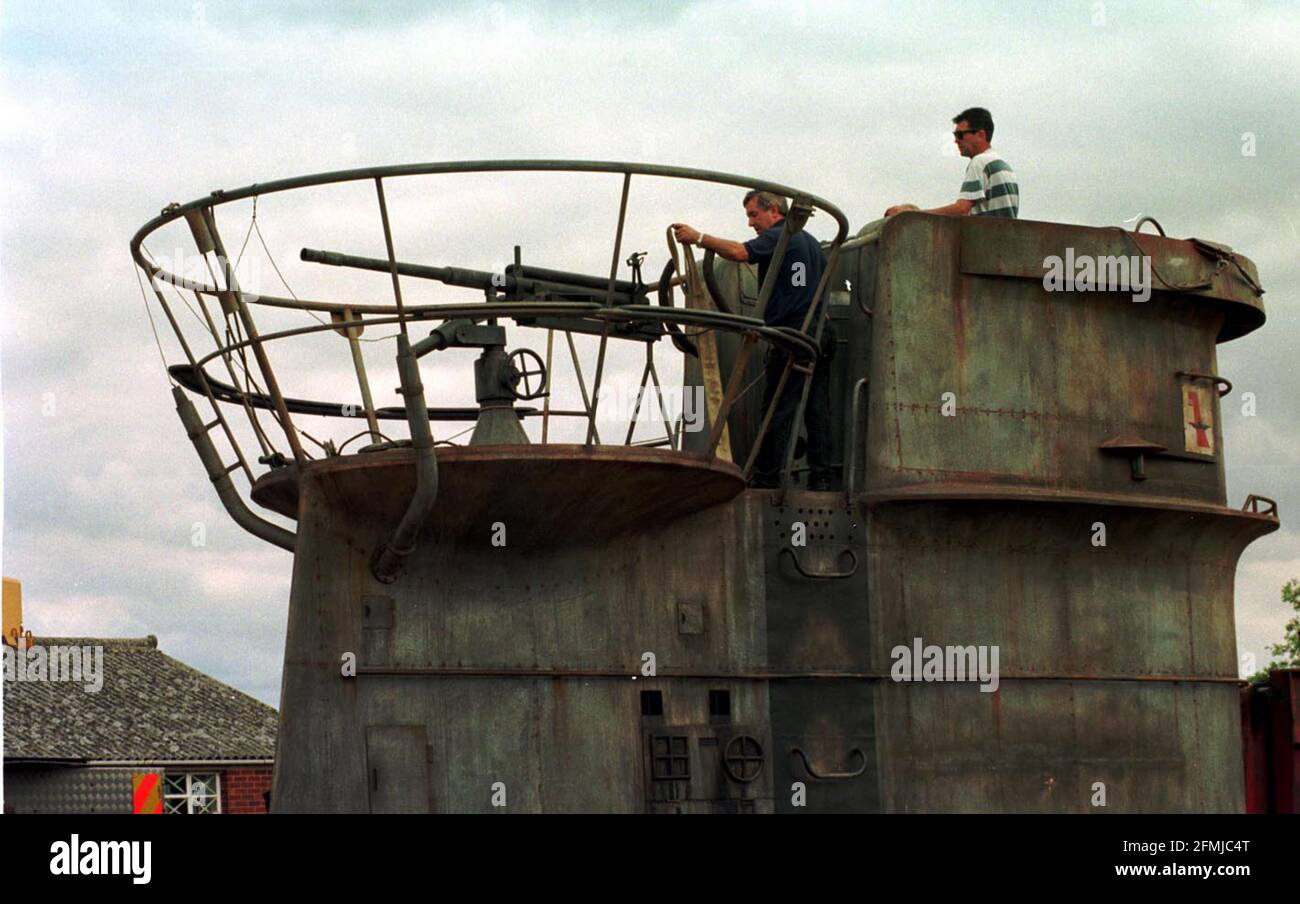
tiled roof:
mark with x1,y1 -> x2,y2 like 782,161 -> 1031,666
2,636 -> 277,762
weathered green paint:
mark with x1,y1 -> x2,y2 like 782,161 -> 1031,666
853,214 -> 1275,811
172,198 -> 1275,812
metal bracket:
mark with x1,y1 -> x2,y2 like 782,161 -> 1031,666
790,747 -> 867,781
780,546 -> 858,580
1242,494 -> 1278,518
1099,436 -> 1167,481
1176,370 -> 1232,398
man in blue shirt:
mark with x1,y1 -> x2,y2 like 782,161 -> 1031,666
671,190 -> 834,490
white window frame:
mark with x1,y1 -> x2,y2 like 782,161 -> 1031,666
162,772 -> 222,814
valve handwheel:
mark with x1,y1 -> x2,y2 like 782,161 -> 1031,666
507,348 -> 548,400
723,734 -> 764,783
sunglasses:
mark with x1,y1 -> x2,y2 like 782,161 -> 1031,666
953,128 -> 979,138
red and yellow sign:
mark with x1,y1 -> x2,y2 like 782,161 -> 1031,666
1181,382 -> 1215,456
133,773 -> 163,814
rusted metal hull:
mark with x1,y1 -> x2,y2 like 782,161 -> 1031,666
263,214 -> 1276,812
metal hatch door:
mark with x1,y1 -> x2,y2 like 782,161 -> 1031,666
365,725 -> 431,814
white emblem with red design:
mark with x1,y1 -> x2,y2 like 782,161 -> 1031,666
1181,381 -> 1215,455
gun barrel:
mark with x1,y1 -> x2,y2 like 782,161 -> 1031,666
300,248 -> 643,305
301,248 -> 499,292
506,264 -> 641,296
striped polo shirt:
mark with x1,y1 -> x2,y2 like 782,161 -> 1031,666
958,150 -> 1019,217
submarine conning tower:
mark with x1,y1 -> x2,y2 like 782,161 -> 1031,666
130,161 -> 1278,813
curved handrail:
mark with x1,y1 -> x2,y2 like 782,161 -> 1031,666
135,160 -> 849,553
188,305 -> 820,388
130,159 -> 850,288
169,363 -> 540,422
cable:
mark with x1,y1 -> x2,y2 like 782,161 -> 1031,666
438,423 -> 476,445
142,245 -> 216,337
1108,227 -> 1213,293
337,428 -> 397,455
133,260 -> 177,385
233,196 -> 257,273
251,204 -> 331,329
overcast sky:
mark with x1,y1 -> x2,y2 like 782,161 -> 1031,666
2,0 -> 1297,706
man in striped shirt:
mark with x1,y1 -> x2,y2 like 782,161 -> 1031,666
885,107 -> 1019,218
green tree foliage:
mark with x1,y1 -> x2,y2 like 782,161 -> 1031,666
1248,578 -> 1300,684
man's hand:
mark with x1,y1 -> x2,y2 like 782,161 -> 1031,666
886,200 -> 974,217
671,223 -> 703,245
672,223 -> 750,262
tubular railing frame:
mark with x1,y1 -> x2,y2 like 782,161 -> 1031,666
132,160 -> 849,486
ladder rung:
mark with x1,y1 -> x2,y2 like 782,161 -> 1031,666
224,461 -> 243,475
203,418 -> 222,432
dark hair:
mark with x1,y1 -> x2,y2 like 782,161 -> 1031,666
742,189 -> 788,215
953,107 -> 994,142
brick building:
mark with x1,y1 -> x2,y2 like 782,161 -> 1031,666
3,635 -> 277,813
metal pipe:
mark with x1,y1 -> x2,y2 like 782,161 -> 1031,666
741,353 -> 792,476
371,332 -> 439,584
336,307 -> 381,441
131,161 -> 851,280
623,354 -> 653,445
373,179 -> 409,336
192,305 -> 818,375
707,333 -> 755,458
192,285 -> 274,460
186,218 -> 276,461
173,386 -> 296,552
777,241 -> 845,490
171,362 -> 538,422
586,172 -> 633,444
844,376 -> 869,499
201,207 -> 307,465
144,270 -> 257,486
541,329 -> 554,442
646,352 -> 676,450
1133,215 -> 1167,236
832,233 -> 879,253
565,330 -> 600,444
347,334 -> 381,441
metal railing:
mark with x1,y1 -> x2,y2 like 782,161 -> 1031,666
131,161 -> 850,501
